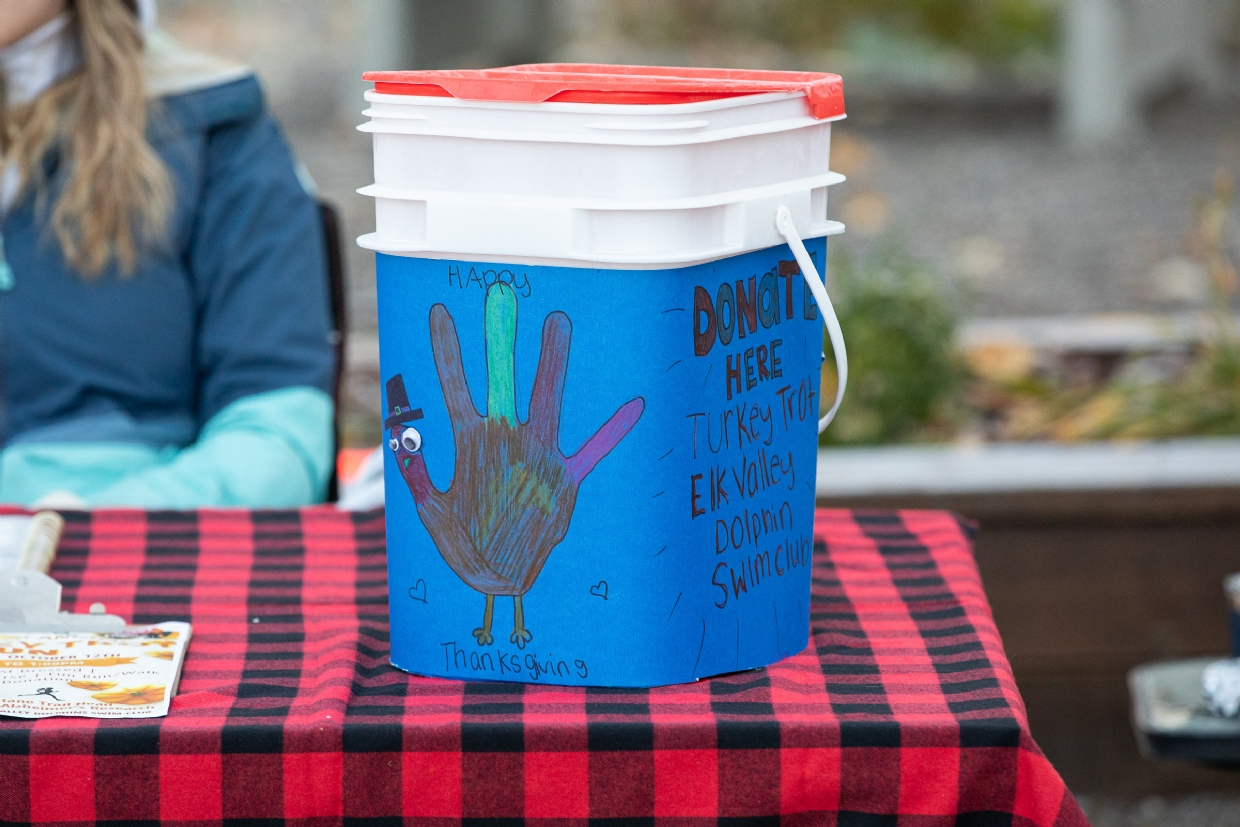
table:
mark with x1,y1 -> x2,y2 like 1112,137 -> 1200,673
0,508 -> 1087,825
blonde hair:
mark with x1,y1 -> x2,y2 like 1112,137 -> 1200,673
0,0 -> 172,276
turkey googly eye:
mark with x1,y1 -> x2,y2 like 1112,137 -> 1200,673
388,436 -> 400,453
400,428 -> 423,453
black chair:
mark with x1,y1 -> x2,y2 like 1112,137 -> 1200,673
318,200 -> 347,502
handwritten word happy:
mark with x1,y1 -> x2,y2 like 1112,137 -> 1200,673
447,265 -> 532,298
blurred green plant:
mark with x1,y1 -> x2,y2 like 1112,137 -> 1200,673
819,244 -> 964,446
975,329 -> 1240,443
980,171 -> 1240,443
611,0 -> 1058,64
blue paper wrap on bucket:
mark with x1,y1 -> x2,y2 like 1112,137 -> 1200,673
379,243 -> 827,686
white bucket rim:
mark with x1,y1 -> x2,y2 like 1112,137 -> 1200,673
359,222 -> 844,270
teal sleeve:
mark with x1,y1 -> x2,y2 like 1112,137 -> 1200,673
85,387 -> 334,508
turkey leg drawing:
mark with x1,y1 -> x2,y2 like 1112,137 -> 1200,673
387,282 -> 645,649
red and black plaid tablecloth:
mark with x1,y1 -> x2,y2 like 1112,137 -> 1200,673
0,508 -> 1088,826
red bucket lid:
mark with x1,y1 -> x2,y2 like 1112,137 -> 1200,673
363,63 -> 845,120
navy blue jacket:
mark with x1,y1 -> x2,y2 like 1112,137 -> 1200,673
0,75 -> 334,449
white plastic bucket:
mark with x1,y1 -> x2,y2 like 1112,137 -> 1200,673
361,65 -> 847,686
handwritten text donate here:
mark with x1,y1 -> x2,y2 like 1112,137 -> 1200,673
688,260 -> 820,609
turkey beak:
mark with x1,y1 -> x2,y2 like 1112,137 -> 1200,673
390,424 -> 425,471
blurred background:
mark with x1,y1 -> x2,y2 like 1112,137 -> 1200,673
156,0 -> 1240,451
158,1 -> 1240,821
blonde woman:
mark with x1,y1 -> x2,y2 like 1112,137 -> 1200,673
0,0 -> 335,507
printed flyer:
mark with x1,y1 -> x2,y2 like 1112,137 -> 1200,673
0,622 -> 191,719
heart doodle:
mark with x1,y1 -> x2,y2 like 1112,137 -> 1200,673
589,580 -> 608,600
408,579 -> 427,603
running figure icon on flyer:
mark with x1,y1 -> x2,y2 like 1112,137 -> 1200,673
387,282 -> 644,650
20,687 -> 63,701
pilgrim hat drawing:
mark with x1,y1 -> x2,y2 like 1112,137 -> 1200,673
384,374 -> 424,430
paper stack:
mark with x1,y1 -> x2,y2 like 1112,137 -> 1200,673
0,622 -> 192,719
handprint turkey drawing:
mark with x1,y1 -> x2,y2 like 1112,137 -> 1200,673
387,282 -> 645,650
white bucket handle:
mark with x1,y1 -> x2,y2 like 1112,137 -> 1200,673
774,206 -> 847,433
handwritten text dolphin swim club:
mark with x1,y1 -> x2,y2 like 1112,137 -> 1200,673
688,258 -> 820,610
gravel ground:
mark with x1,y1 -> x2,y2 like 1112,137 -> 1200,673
831,95 -> 1240,318
1080,794 -> 1240,827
